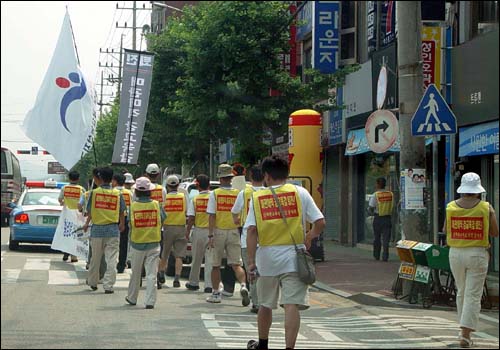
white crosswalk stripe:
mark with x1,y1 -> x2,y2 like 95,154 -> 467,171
24,258 -> 52,270
417,122 -> 451,134
202,313 -> 500,349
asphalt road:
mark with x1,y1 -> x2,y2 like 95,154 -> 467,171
1,227 -> 499,349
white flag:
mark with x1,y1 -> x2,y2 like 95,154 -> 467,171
51,207 -> 89,260
22,11 -> 96,170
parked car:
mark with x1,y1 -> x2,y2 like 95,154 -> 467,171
166,180 -> 221,277
8,180 -> 66,250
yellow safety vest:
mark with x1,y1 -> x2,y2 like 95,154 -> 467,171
194,193 -> 210,228
376,191 -> 394,217
63,184 -> 84,210
446,200 -> 490,248
240,186 -> 257,226
163,192 -> 186,226
91,187 -> 121,225
214,188 -> 239,229
253,184 -> 304,246
150,184 -> 164,204
130,200 -> 162,243
118,188 -> 133,216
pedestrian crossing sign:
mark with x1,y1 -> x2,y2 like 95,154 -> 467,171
411,84 -> 457,136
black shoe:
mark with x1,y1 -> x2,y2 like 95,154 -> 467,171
104,290 -> 114,294
247,340 -> 259,349
62,253 -> 69,261
145,305 -> 154,309
125,297 -> 136,306
89,285 -> 98,291
204,287 -> 213,293
173,280 -> 180,288
158,271 -> 165,284
127,260 -> 132,268
186,283 -> 200,291
157,280 -> 162,290
86,263 -> 89,270
250,305 -> 259,314
117,269 -> 125,274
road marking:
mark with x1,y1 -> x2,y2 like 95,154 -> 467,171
48,270 -> 80,285
479,314 -> 499,324
1,269 -> 21,283
24,258 -> 51,270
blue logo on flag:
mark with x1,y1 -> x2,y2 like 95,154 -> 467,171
55,72 -> 87,133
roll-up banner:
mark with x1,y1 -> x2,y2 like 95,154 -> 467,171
112,49 -> 154,165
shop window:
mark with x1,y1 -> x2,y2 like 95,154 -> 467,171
340,1 -> 357,65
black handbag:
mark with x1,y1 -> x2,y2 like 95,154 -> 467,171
270,187 -> 316,285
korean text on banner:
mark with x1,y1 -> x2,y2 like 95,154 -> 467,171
112,49 -> 155,165
22,11 -> 96,171
313,1 -> 340,74
51,207 -> 89,260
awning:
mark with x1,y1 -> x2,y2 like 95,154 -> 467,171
459,120 -> 499,157
345,128 -> 432,156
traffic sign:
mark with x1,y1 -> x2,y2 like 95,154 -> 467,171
365,110 -> 399,154
411,84 -> 457,136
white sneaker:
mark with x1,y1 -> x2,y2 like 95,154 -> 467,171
240,286 -> 250,307
206,293 -> 222,303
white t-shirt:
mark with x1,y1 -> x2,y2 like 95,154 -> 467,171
231,186 -> 265,248
368,192 -> 378,214
186,190 -> 210,217
244,184 -> 324,276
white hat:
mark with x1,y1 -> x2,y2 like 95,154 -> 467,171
457,172 -> 486,194
217,164 -> 234,178
124,173 -> 135,184
166,175 -> 180,186
146,163 -> 160,175
135,177 -> 155,191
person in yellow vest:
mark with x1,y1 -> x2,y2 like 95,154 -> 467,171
112,173 -> 133,273
443,172 -> 499,348
185,174 -> 213,293
83,167 -> 126,294
157,175 -> 187,289
125,177 -> 166,309
245,155 -> 325,350
145,163 -> 166,205
231,165 -> 265,313
124,172 -> 135,190
58,170 -> 85,263
206,164 -> 249,305
368,177 -> 394,261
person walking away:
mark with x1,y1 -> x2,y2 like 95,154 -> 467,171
245,155 -> 325,350
206,164 -> 249,305
232,165 -> 265,313
112,173 -> 133,273
83,167 -> 126,294
59,170 -> 85,263
126,177 -> 166,309
123,172 -> 135,268
443,172 -> 499,348
186,174 -> 213,293
368,177 -> 394,261
158,175 -> 187,288
145,164 -> 166,205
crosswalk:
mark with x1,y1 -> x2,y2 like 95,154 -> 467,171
202,313 -> 500,349
417,121 -> 452,133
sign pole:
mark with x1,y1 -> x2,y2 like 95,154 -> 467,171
433,135 -> 439,244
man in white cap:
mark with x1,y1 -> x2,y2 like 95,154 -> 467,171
443,172 -> 498,348
145,163 -> 166,206
124,173 -> 135,191
206,164 -> 249,306
158,174 -> 188,288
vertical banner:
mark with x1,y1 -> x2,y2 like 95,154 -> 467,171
329,87 -> 343,145
313,1 -> 340,74
112,49 -> 155,165
367,1 -> 378,53
380,1 -> 396,47
421,26 -> 442,91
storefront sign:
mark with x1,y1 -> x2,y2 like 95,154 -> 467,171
372,43 -> 397,110
313,1 -> 340,74
414,265 -> 431,283
398,262 -> 416,280
343,60 -> 373,118
459,120 -> 499,157
296,0 -> 313,41
367,1 -> 377,53
329,87 -> 344,145
380,1 -> 396,47
452,30 -> 499,126
401,168 -> 426,210
422,26 -> 442,90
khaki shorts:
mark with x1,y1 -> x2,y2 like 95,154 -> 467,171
257,272 -> 309,310
207,228 -> 242,267
161,225 -> 187,259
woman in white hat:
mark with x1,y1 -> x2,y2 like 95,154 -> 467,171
443,172 -> 499,348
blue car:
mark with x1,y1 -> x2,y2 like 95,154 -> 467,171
9,184 -> 64,250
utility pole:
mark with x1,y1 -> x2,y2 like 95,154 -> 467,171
116,2 -> 150,51
96,70 -> 114,117
397,1 -> 427,242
